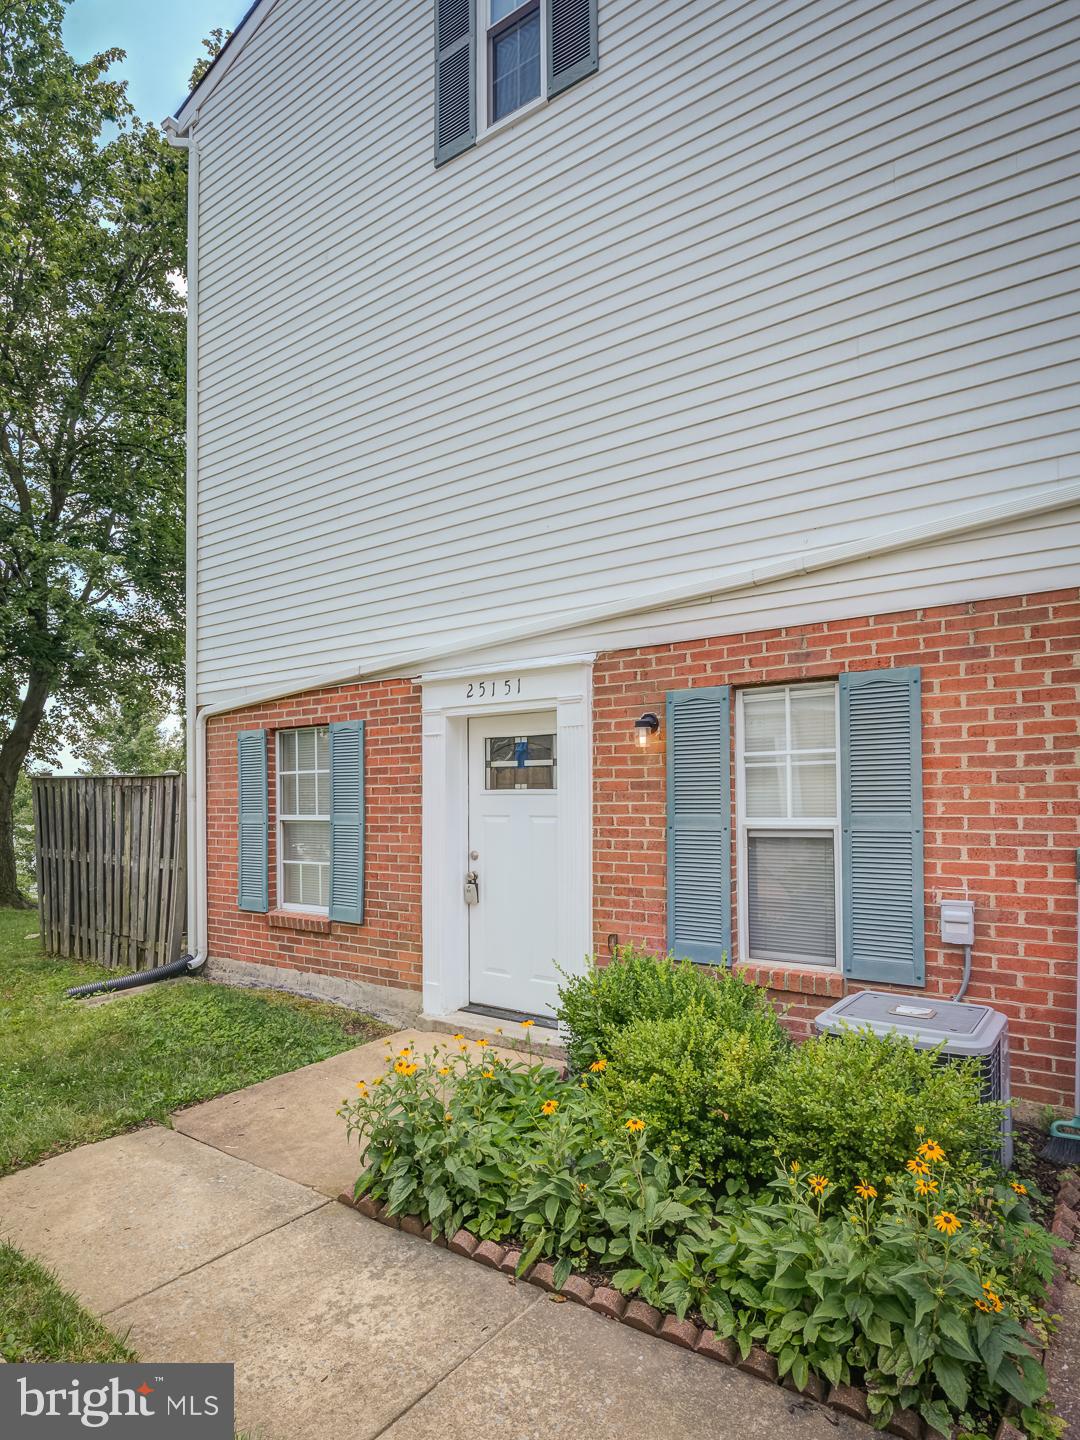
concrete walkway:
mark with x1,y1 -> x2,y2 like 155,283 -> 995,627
0,1032 -> 870,1440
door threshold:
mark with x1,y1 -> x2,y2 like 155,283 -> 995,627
462,1002 -> 558,1031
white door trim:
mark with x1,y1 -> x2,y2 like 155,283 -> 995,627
420,656 -> 594,1018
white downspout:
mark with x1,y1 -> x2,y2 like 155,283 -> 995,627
164,119 -> 206,964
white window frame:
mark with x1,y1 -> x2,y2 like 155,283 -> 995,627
735,683 -> 842,970
476,0 -> 547,140
276,725 -> 331,915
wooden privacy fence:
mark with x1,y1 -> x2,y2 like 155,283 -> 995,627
32,774 -> 187,970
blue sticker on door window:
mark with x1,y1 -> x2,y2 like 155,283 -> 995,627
514,739 -> 528,767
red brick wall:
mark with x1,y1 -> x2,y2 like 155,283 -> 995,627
593,589 -> 1080,1107
205,677 -> 423,994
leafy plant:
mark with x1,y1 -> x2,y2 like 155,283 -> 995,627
556,947 -> 777,1074
341,1045 -> 1056,1435
597,1000 -> 786,1187
767,1027 -> 1005,1190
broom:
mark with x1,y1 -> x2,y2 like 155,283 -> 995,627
1042,848 -> 1080,1163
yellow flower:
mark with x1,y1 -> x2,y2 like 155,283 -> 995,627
393,1058 -> 409,1074
915,1123 -> 926,1136
917,1140 -> 946,1163
906,1157 -> 931,1177
372,1075 -> 384,1086
404,1063 -> 418,1076
477,1038 -> 490,1047
914,1177 -> 939,1197
580,1080 -> 588,1089
589,1058 -> 608,1073
453,1033 -> 464,1040
541,1099 -> 559,1116
458,1043 -> 468,1052
981,1283 -> 1004,1313
578,1182 -> 588,1193
807,1174 -> 830,1196
481,1068 -> 495,1079
1010,1180 -> 1027,1196
355,1081 -> 368,1095
625,1118 -> 646,1134
790,1161 -> 801,1174
933,1210 -> 961,1236
854,1181 -> 877,1200
495,1027 -> 503,1034
438,1066 -> 450,1077
521,1019 -> 535,1029
975,1297 -> 992,1313
444,1112 -> 452,1123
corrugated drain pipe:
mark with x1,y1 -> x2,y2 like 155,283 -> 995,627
65,952 -> 207,1001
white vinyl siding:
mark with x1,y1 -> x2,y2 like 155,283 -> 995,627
190,0 -> 1080,705
737,685 -> 840,968
278,727 -> 331,910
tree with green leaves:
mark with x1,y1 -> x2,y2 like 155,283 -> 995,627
0,0 -> 187,906
78,691 -> 184,777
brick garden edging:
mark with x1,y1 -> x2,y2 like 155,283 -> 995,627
339,1179 -> 1079,1440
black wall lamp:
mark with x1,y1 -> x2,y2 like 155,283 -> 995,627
634,711 -> 660,748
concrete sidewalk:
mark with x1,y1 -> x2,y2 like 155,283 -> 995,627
0,1032 -> 870,1440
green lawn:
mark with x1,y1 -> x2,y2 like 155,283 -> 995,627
0,1241 -> 136,1363
0,906 -> 391,1174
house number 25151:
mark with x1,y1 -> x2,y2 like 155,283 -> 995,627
465,678 -> 522,699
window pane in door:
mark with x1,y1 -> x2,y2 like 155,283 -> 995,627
747,833 -> 836,962
492,7 -> 540,121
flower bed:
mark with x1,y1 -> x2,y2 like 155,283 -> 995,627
340,1032 -> 1060,1439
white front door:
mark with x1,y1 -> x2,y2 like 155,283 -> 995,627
467,711 -> 560,1017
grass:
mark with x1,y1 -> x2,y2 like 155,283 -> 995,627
0,906 -> 392,1174
0,1241 -> 136,1363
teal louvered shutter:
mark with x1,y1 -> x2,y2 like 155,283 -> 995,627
547,0 -> 598,98
666,687 -> 731,965
840,668 -> 924,986
329,720 -> 365,924
434,0 -> 476,166
237,729 -> 268,913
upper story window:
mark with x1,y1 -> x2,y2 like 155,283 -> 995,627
278,726 -> 330,911
488,1 -> 542,123
435,0 -> 599,166
736,684 -> 840,968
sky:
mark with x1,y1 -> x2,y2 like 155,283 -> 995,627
63,0 -> 252,124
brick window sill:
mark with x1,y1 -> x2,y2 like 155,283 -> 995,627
737,961 -> 843,998
268,908 -> 331,935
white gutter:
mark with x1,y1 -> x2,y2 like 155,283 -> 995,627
164,120 -> 204,966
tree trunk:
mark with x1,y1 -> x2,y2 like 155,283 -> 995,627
0,671 -> 51,908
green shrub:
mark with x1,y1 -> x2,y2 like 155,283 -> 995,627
557,947 -> 776,1074
340,1045 -> 1054,1436
596,1000 -> 787,1187
767,1027 -> 1005,1190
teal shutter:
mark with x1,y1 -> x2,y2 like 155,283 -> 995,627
547,0 -> 598,99
434,0 -> 475,166
840,667 -> 924,986
666,686 -> 731,965
237,729 -> 268,913
329,720 -> 365,924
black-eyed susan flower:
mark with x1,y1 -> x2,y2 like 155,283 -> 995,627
625,1118 -> 646,1134
521,1019 -> 535,1030
917,1140 -> 946,1163
914,1177 -> 939,1197
477,1038 -> 490,1047
481,1068 -> 495,1079
589,1058 -> 608,1073
541,1099 -> 559,1116
355,1081 -> 368,1095
807,1174 -> 830,1196
1010,1180 -> 1028,1196
790,1161 -> 801,1174
933,1210 -> 962,1236
438,1066 -> 450,1077
906,1157 -> 931,1177
372,1074 -> 384,1086
854,1181 -> 877,1200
